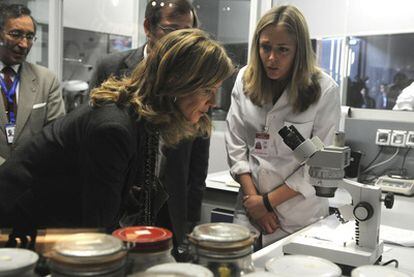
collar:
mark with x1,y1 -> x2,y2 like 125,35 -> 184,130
143,44 -> 148,60
0,61 -> 21,74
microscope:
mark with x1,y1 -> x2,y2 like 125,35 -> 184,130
278,125 -> 394,271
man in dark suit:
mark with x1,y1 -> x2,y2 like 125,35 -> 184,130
90,0 -> 209,258
375,83 -> 391,109
0,4 -> 65,165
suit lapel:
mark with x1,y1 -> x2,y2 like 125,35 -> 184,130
0,87 -> 7,133
123,46 -> 145,76
15,62 -> 37,140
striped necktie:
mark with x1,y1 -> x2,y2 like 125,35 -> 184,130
2,67 -> 14,90
1,66 -> 17,121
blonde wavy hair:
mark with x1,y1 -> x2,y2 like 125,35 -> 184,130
244,5 -> 321,112
90,29 -> 234,146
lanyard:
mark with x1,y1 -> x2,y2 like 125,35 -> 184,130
0,74 -> 20,124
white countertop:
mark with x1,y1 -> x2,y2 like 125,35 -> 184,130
206,170 -> 240,193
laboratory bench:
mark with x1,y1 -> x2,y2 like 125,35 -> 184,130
204,170 -> 414,275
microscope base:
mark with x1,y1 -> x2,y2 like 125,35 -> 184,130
283,236 -> 383,268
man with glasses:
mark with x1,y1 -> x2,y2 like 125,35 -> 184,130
0,4 -> 65,165
90,0 -> 208,261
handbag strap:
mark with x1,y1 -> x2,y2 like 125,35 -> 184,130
141,125 -> 160,225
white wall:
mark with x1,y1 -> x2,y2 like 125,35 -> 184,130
274,0 -> 348,38
209,122 -> 230,173
274,0 -> 414,38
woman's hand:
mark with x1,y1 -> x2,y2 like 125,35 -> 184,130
256,212 -> 279,234
243,194 -> 267,220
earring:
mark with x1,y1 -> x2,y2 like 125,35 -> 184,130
173,96 -> 177,103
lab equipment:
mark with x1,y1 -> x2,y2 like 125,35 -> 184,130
278,126 -> 394,271
375,175 -> 414,196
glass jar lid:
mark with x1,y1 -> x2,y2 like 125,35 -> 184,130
112,226 -> 172,251
191,223 -> 250,243
351,265 -> 412,277
0,248 -> 38,276
243,272 -> 277,276
265,255 -> 342,277
146,263 -> 214,277
53,233 -> 123,257
189,223 -> 255,252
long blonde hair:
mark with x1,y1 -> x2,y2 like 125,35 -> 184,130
244,5 -> 321,112
90,29 -> 234,146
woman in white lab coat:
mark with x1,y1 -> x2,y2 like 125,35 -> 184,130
225,5 -> 341,247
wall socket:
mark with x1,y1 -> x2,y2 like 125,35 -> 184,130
376,129 -> 413,147
407,131 -> 414,147
375,129 -> 391,145
390,130 -> 407,147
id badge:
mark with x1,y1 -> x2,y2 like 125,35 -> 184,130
5,123 -> 16,144
254,132 -> 270,157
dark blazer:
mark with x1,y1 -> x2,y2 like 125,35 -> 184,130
90,46 -> 210,245
0,62 -> 65,165
0,103 -> 142,229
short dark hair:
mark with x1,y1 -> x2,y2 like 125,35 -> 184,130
145,0 -> 199,29
0,4 -> 37,33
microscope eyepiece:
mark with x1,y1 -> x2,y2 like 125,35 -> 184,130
278,125 -> 305,150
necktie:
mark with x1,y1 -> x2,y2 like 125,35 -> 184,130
2,66 -> 15,90
1,67 -> 17,122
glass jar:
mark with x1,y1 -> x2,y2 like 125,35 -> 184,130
49,233 -> 126,277
188,222 -> 255,277
112,226 -> 175,274
0,248 -> 39,277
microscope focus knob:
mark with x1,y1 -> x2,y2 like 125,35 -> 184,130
353,202 -> 374,221
383,192 -> 395,209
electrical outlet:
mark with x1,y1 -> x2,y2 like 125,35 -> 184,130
406,131 -> 414,147
376,129 -> 391,145
390,130 -> 407,147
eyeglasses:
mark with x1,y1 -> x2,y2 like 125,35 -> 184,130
5,30 -> 37,42
157,24 -> 179,34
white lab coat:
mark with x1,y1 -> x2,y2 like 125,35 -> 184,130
225,67 -> 341,246
393,82 -> 414,111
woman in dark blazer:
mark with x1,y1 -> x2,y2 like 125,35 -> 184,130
0,29 -> 234,232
